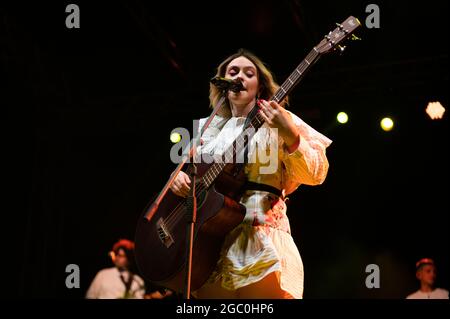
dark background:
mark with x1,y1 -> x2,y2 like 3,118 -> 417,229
2,0 -> 448,298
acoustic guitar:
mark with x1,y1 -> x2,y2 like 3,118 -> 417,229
135,16 -> 361,292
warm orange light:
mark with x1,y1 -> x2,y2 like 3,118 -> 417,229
425,101 -> 445,120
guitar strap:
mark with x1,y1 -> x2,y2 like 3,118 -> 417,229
244,103 -> 260,128
232,103 -> 259,168
242,103 -> 260,161
241,102 -> 285,198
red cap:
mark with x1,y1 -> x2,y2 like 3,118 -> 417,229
416,258 -> 435,269
112,239 -> 135,253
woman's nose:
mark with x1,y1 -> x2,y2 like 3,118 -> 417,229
235,73 -> 244,81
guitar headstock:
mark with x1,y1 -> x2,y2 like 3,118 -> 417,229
316,16 -> 361,54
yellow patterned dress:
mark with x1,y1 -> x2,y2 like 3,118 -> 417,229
194,110 -> 331,299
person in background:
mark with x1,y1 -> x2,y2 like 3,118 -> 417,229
86,239 -> 145,299
406,258 -> 449,299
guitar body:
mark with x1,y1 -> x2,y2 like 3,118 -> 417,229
135,162 -> 247,292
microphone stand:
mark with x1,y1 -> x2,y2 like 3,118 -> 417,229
184,161 -> 197,299
142,90 -> 228,300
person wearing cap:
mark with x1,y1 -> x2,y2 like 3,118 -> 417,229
86,239 -> 146,299
406,258 -> 449,299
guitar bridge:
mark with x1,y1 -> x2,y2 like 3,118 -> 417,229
156,218 -> 174,248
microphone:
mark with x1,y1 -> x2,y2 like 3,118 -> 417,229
210,76 -> 245,93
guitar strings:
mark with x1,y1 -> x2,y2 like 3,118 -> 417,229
164,114 -> 261,231
164,136 -> 251,231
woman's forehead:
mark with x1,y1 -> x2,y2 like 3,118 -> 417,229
227,56 -> 256,69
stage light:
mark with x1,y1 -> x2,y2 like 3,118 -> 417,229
170,132 -> 182,143
337,112 -> 348,124
380,117 -> 394,131
425,101 -> 445,120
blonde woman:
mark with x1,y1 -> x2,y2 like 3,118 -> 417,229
171,49 -> 332,299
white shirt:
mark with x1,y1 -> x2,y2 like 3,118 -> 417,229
86,267 -> 145,299
406,288 -> 449,299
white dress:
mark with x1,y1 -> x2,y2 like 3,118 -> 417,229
194,110 -> 332,299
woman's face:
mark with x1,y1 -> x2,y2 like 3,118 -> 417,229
225,56 -> 259,106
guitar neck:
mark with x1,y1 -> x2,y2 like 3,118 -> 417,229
245,48 -> 321,134
272,47 -> 320,104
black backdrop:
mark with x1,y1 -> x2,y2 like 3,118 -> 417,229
3,0 -> 448,298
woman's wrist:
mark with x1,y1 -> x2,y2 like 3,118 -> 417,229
285,133 -> 300,153
280,126 -> 300,153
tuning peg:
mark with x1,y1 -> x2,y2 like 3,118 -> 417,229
335,23 -> 343,29
351,34 -> 361,41
337,45 -> 346,54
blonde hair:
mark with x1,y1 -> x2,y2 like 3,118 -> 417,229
209,48 -> 288,114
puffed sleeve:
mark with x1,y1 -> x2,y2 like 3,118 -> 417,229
281,111 -> 332,194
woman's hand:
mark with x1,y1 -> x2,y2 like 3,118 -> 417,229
258,99 -> 300,152
170,170 -> 191,197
